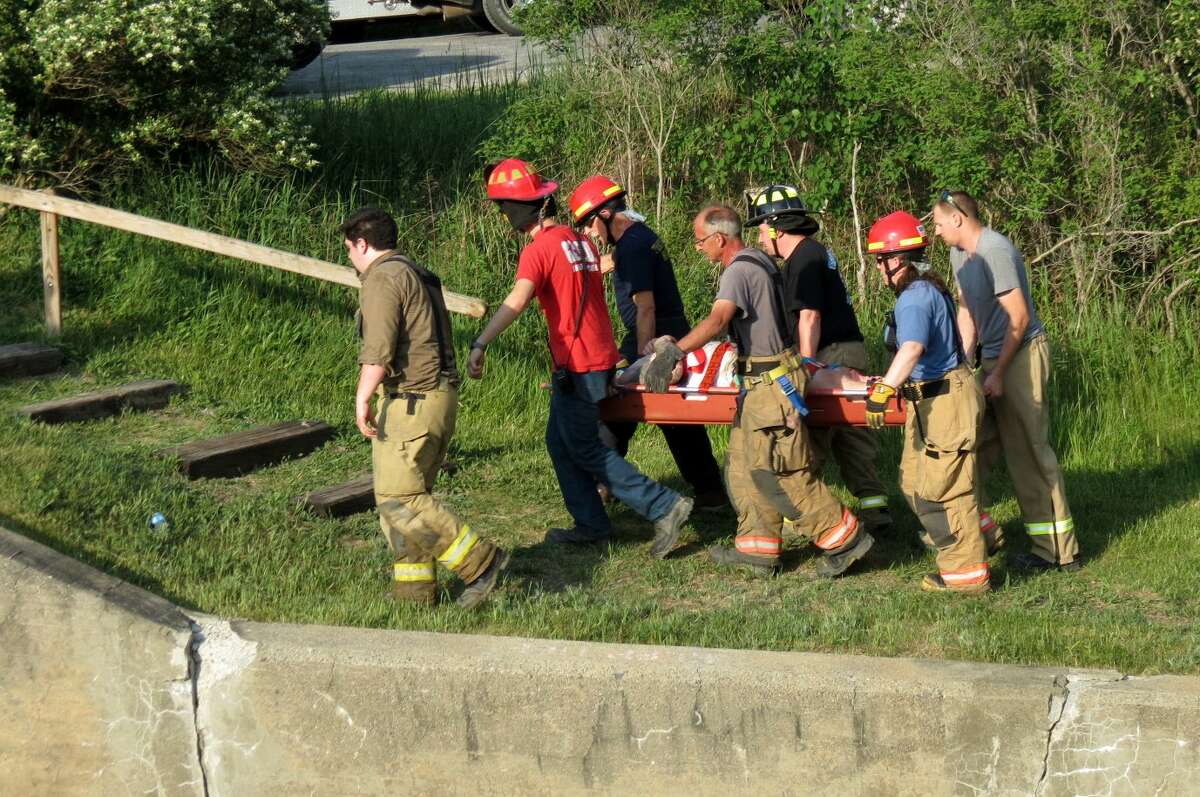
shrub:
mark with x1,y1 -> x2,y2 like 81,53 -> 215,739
504,0 -> 1200,318
0,0 -> 327,189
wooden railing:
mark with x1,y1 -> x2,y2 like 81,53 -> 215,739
0,184 -> 488,336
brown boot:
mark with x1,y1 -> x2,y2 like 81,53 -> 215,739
921,573 -> 990,595
650,496 -> 693,559
391,581 -> 437,606
457,550 -> 510,609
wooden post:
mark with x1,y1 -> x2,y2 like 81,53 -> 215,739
40,210 -> 61,336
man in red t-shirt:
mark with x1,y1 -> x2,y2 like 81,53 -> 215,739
468,158 -> 693,557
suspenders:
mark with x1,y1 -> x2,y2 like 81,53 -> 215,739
726,251 -> 796,353
380,255 -> 457,378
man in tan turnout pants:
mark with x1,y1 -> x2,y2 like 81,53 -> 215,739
864,211 -> 990,592
933,192 -> 1079,572
747,184 -> 892,531
641,205 -> 874,578
343,207 -> 509,607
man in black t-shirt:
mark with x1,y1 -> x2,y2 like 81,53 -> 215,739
568,175 -> 727,509
748,185 -> 892,532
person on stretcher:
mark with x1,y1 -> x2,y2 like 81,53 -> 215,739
616,339 -> 874,395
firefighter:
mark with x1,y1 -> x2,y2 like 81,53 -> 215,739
747,184 -> 892,531
863,211 -> 990,593
343,207 -> 508,608
642,205 -> 873,577
467,159 -> 693,557
932,191 -> 1079,571
567,174 -> 728,510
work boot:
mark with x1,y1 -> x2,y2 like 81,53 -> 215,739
815,531 -> 875,578
694,489 -> 731,513
545,527 -> 610,546
980,513 -> 1004,555
920,573 -> 990,595
1014,552 -> 1081,572
650,496 -> 693,559
391,582 -> 437,606
596,483 -> 615,506
708,545 -> 779,575
860,507 -> 893,533
456,550 -> 510,609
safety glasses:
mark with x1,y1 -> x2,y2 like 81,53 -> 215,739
940,190 -> 969,217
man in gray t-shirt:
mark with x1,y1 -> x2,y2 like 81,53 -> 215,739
950,228 -> 1045,360
933,191 -> 1079,572
638,204 -> 872,580
714,247 -> 791,356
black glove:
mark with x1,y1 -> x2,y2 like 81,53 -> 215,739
641,339 -> 685,393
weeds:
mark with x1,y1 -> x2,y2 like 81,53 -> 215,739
0,81 -> 1198,674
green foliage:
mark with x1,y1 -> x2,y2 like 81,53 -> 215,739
0,77 -> 1198,672
0,0 -> 327,188
508,0 -> 1200,311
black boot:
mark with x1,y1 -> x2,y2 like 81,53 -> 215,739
708,545 -> 779,575
815,531 -> 874,578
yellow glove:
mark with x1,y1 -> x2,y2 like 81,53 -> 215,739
865,381 -> 896,430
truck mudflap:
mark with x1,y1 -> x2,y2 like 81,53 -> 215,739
598,384 -> 906,428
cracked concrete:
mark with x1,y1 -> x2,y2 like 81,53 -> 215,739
0,527 -> 204,795
4,525 -> 1200,795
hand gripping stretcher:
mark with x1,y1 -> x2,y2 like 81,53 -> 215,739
598,341 -> 906,428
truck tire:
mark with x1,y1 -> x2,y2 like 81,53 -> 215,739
481,0 -> 525,36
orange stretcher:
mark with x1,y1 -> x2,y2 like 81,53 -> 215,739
598,384 -> 906,427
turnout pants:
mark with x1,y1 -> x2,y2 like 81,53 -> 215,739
900,366 -> 990,590
979,335 -> 1078,565
727,359 -> 860,565
809,340 -> 889,515
372,380 -> 497,604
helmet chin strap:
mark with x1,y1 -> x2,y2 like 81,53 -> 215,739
884,258 -> 906,292
766,223 -> 781,258
600,211 -> 615,243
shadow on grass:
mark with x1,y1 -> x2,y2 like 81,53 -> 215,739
0,511 -> 203,613
994,443 -> 1200,576
506,538 -> 606,596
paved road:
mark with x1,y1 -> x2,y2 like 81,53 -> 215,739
282,25 -> 551,96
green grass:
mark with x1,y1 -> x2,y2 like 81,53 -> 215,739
1,81 -> 1199,674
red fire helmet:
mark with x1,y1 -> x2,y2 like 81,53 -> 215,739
567,174 -> 626,223
866,211 -> 928,255
485,158 -> 557,201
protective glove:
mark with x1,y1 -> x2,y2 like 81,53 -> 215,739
641,338 -> 685,393
864,381 -> 897,430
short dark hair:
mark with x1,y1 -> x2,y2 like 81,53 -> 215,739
340,207 -> 397,251
936,191 -> 978,220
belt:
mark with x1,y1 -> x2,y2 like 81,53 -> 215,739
739,350 -> 802,380
901,378 -> 950,401
743,363 -> 793,387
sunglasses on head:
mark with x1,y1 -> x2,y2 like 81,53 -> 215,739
940,190 -> 969,217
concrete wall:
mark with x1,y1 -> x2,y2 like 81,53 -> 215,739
0,527 -> 204,796
2,524 -> 1198,796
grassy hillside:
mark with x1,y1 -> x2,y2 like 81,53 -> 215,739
1,83 -> 1198,673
